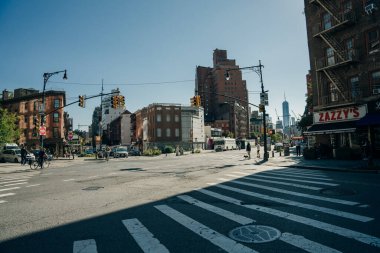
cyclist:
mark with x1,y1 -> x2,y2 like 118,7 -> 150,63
38,149 -> 46,168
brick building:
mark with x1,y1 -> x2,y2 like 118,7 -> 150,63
196,49 -> 249,138
304,0 -> 380,158
1,88 -> 67,155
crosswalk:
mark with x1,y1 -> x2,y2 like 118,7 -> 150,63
69,167 -> 379,252
0,173 -> 37,204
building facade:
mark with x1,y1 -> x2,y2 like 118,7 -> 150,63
196,49 -> 249,138
304,0 -> 380,158
1,89 -> 67,155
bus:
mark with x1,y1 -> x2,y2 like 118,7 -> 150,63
214,138 -> 237,151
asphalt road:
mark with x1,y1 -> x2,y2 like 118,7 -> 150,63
0,150 -> 380,253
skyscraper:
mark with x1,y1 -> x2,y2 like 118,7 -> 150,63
282,96 -> 290,128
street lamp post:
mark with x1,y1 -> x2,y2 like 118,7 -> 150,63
40,70 -> 67,148
225,60 -> 268,161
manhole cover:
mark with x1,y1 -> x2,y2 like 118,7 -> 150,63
82,186 -> 104,191
320,187 -> 356,196
229,225 -> 281,243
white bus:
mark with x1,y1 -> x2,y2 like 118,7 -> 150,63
214,138 -> 237,151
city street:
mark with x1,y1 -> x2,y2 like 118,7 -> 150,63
0,150 -> 380,253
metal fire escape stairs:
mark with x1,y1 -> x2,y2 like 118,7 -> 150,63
310,0 -> 354,102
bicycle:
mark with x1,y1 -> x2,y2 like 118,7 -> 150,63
30,157 -> 51,169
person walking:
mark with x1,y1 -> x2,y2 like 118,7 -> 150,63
20,145 -> 27,165
105,146 -> 111,162
38,149 -> 46,168
295,140 -> 301,156
256,143 -> 261,158
246,142 -> 251,159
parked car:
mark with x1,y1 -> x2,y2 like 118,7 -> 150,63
32,150 -> 53,160
113,147 -> 128,158
0,149 -> 22,163
128,149 -> 141,156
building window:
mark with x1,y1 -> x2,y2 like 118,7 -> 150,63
342,1 -> 352,13
24,116 -> 29,124
350,76 -> 360,98
329,83 -> 339,102
157,114 -> 161,122
166,114 -> 171,122
157,128 -> 161,137
24,102 -> 28,111
175,128 -> 179,137
166,128 -> 171,137
370,70 -> 380,94
367,29 -> 379,54
322,12 -> 332,30
53,113 -> 59,123
53,127 -> 59,138
175,115 -> 179,122
326,48 -> 335,66
346,38 -> 354,60
54,99 -> 60,109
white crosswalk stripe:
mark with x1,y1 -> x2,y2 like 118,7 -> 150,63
197,189 -> 380,248
261,171 -> 333,181
0,179 -> 27,185
122,218 -> 170,253
279,233 -> 342,253
155,204 -> 259,253
246,174 -> 339,186
73,239 -> 98,253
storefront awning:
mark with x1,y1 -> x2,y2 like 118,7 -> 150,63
356,114 -> 380,126
304,121 -> 357,135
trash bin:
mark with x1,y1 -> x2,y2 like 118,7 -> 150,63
283,143 -> 290,156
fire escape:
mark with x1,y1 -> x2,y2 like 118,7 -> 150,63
309,0 -> 358,105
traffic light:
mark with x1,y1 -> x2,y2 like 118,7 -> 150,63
190,96 -> 196,106
33,115 -> 40,137
78,95 -> 85,108
119,95 -> 125,107
195,95 -> 201,107
111,95 -> 119,108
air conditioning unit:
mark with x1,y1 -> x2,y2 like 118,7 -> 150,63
373,88 -> 380,95
365,3 -> 378,15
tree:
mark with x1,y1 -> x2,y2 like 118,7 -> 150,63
0,108 -> 20,143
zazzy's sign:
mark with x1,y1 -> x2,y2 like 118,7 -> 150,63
314,105 -> 367,124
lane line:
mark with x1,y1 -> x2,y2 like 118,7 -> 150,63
215,183 -> 372,222
63,179 -> 76,182
26,184 -> 41,187
0,187 -> 20,192
177,195 -> 255,225
217,178 -> 358,206
3,182 -> 28,187
155,205 -> 258,253
246,174 -> 338,186
225,173 -> 322,191
0,180 -> 27,185
73,239 -> 98,253
280,233 -> 342,253
122,218 -> 170,253
198,189 -> 380,248
0,193 -> 15,198
0,200 -> 7,204
262,171 -> 333,181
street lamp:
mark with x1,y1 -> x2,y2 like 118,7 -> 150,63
225,60 -> 268,161
40,69 -> 67,148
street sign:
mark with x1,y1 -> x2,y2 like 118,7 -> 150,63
260,92 -> 269,106
68,131 -> 73,140
39,126 -> 46,136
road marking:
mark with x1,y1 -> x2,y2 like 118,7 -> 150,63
231,171 -> 250,175
63,179 -> 76,182
225,173 -> 323,191
3,182 -> 28,187
262,171 -> 333,181
214,183 -> 372,222
155,205 -> 258,253
280,233 -> 342,253
26,184 -> 40,187
0,200 -> 7,204
0,180 -> 27,185
73,239 -> 98,253
0,193 -> 15,198
177,195 -> 255,225
0,187 -> 20,192
198,189 -> 380,248
87,175 -> 99,179
280,168 -> 328,176
122,218 -> 170,253
218,178 -> 358,206
107,172 -> 118,176
246,174 -> 338,186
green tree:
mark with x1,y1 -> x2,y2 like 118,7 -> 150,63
0,108 -> 20,143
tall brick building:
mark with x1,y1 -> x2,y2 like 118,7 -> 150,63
304,0 -> 380,158
196,49 -> 249,138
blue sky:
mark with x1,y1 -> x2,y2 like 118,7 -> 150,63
0,0 -> 309,128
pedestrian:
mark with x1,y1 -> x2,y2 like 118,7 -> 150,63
256,143 -> 261,158
295,140 -> 301,156
105,146 -> 111,161
20,145 -> 27,165
38,149 -> 46,168
246,142 -> 251,159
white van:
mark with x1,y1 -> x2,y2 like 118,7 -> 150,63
0,143 -> 19,151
